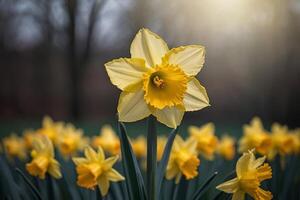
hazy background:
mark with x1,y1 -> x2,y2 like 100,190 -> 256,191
0,0 -> 300,129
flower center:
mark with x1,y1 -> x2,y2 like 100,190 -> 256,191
152,75 -> 165,88
143,64 -> 188,109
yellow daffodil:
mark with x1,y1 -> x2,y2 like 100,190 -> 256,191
37,116 -> 63,144
26,135 -> 62,179
166,135 -> 200,183
290,129 -> 300,154
105,28 -> 210,128
157,136 -> 167,161
217,135 -> 236,160
268,123 -> 294,160
239,117 -> 272,156
23,129 -> 37,150
131,136 -> 147,158
188,123 -> 218,160
72,146 -> 125,196
216,150 -> 272,200
92,125 -> 120,156
57,124 -> 89,157
2,134 -> 27,160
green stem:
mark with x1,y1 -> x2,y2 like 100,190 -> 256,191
147,116 -> 157,200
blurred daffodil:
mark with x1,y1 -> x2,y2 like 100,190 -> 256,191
105,28 -> 209,128
157,136 -> 167,161
290,129 -> 300,154
73,146 -> 124,196
92,125 -> 120,156
239,117 -> 272,156
3,134 -> 27,160
26,135 -> 62,179
23,129 -> 37,150
216,150 -> 272,200
268,123 -> 294,160
188,123 -> 218,160
131,136 -> 147,159
166,135 -> 200,183
37,116 -> 63,144
57,124 -> 89,157
217,135 -> 236,160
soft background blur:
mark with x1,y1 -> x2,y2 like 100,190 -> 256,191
0,0 -> 300,134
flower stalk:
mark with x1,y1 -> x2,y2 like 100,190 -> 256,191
147,116 -> 157,200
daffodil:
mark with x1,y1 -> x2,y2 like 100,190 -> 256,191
188,123 -> 218,160
37,116 -> 63,144
105,28 -> 210,128
26,135 -> 62,179
217,135 -> 236,160
23,129 -> 37,150
239,117 -> 272,156
73,146 -> 125,196
157,136 -> 167,161
57,124 -> 89,157
3,134 -> 27,160
216,150 -> 272,200
290,129 -> 300,154
131,136 -> 147,158
166,135 -> 200,183
92,125 -> 120,156
268,123 -> 294,160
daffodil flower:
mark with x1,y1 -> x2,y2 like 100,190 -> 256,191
92,125 -> 120,156
26,135 -> 62,179
268,123 -> 294,160
216,150 -> 272,200
3,134 -> 27,160
57,123 -> 89,157
239,117 -> 272,156
166,135 -> 200,183
105,28 -> 210,128
188,123 -> 218,160
37,116 -> 64,144
72,146 -> 124,196
217,135 -> 236,160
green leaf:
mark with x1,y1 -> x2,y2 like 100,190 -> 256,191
156,127 -> 179,199
118,122 -> 147,200
15,168 -> 42,200
147,116 -> 157,200
172,177 -> 189,200
192,171 -> 218,200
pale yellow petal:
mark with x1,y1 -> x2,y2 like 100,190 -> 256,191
72,157 -> 88,165
251,156 -> 266,169
183,78 -> 210,111
163,45 -> 205,76
175,173 -> 182,184
106,169 -> 125,182
130,28 -> 168,67
104,58 -> 146,91
166,165 -> 179,180
97,146 -> 105,161
216,178 -> 239,193
117,90 -> 151,122
48,159 -> 62,179
103,156 -> 119,170
232,190 -> 245,200
98,176 -> 110,196
152,106 -> 184,128
236,152 -> 251,178
84,147 -> 98,161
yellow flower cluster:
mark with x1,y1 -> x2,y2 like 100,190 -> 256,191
239,117 -> 300,160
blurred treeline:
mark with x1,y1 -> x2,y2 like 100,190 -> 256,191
0,0 -> 299,127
